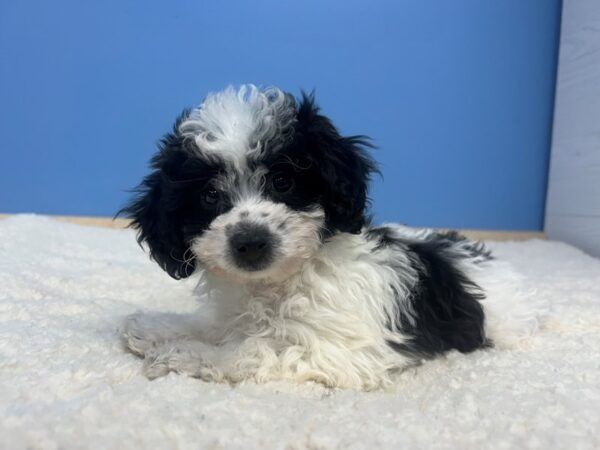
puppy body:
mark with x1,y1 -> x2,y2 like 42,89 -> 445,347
121,85 -> 542,390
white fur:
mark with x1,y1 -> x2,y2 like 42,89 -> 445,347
122,225 -> 542,390
192,197 -> 325,283
122,85 -> 545,390
179,85 -> 296,169
465,259 -> 544,349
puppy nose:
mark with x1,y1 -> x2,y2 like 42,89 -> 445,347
228,222 -> 276,271
235,238 -> 268,258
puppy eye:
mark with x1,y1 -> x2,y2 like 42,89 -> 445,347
271,172 -> 294,193
203,188 -> 220,206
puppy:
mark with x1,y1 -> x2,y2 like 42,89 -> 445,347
120,85 -> 541,390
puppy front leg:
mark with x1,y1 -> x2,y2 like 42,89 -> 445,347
121,311 -> 215,357
142,339 -> 278,383
141,338 -> 388,389
142,340 -> 229,380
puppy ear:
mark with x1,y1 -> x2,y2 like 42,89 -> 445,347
118,112 -> 196,279
296,92 -> 377,234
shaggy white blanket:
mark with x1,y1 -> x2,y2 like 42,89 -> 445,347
0,215 -> 599,449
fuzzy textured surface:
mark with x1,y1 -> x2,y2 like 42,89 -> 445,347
1,215 -> 599,449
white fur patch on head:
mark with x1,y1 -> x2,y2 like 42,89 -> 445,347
191,197 -> 325,283
179,85 -> 296,168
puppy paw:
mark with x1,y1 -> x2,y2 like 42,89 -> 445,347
120,311 -> 162,357
142,342 -> 219,381
143,347 -> 173,379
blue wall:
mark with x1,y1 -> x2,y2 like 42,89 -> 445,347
0,0 -> 561,230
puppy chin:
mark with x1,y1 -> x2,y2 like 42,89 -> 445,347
201,255 -> 308,285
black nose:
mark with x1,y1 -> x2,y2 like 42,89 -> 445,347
228,222 -> 277,271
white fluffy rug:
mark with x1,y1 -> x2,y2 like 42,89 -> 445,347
1,215 -> 599,449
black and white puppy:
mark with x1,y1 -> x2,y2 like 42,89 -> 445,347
121,85 -> 541,390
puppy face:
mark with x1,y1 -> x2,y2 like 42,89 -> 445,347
122,85 -> 375,282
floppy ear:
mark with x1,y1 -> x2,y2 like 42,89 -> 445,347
296,92 -> 377,234
119,113 -> 196,279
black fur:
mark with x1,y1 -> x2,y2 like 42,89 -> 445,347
261,92 -> 377,235
120,91 -> 377,279
367,227 -> 490,357
119,111 -> 230,279
432,230 -> 493,261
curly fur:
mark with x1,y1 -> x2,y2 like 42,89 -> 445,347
120,85 -> 542,390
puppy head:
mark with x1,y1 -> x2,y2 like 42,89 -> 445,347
122,85 -> 376,282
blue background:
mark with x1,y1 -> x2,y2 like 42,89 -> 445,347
0,0 -> 561,230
